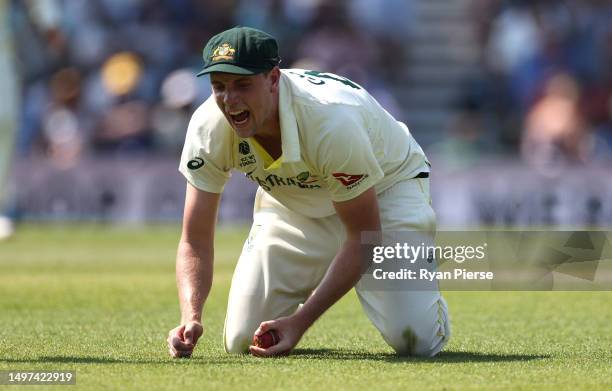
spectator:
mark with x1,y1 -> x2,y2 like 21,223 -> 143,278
521,73 -> 590,171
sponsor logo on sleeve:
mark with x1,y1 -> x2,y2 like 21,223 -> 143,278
187,157 -> 205,170
332,172 -> 369,190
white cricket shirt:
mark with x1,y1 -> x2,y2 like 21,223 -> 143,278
179,69 -> 429,218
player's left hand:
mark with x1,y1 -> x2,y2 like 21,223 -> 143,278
249,315 -> 308,357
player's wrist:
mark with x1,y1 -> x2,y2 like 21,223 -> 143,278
181,314 -> 202,324
292,305 -> 319,330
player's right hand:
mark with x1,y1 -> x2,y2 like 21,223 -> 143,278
167,321 -> 203,358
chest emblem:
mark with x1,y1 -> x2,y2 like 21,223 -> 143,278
238,141 -> 250,155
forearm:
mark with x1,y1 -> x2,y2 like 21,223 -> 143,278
294,237 -> 364,328
176,240 -> 213,324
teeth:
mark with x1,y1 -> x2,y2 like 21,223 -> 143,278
229,110 -> 248,125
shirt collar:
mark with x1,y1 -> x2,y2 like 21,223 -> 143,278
278,72 -> 301,163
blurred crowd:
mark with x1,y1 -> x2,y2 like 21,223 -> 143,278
7,0 -> 412,167
464,0 -> 612,171
5,0 -> 612,170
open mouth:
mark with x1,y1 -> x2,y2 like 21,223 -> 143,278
229,110 -> 250,126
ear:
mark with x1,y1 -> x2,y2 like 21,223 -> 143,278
268,67 -> 281,93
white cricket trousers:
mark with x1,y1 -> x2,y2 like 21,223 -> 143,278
223,177 -> 451,356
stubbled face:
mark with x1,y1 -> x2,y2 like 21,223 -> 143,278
210,69 -> 280,139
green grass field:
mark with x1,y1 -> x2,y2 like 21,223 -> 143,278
1,225 -> 611,390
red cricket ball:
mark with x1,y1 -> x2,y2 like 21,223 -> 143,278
253,330 -> 280,349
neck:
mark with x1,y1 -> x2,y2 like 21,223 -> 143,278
256,90 -> 281,140
256,121 -> 280,140
255,98 -> 282,159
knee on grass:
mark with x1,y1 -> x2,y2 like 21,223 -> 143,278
384,326 -> 449,358
224,328 -> 253,354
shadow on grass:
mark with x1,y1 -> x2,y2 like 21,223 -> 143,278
0,350 -> 549,365
0,356 -> 237,365
0,356 -> 177,364
291,349 -> 550,363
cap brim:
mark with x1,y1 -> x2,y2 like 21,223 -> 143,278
196,63 -> 269,77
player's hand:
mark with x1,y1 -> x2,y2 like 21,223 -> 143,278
167,321 -> 203,358
249,315 -> 308,357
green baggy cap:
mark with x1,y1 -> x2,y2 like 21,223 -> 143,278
197,26 -> 281,76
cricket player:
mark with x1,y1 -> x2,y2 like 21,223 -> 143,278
167,27 -> 450,358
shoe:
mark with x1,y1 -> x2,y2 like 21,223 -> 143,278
0,216 -> 14,240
